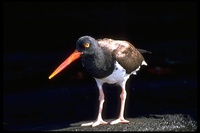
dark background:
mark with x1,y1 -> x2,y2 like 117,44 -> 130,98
3,2 -> 197,131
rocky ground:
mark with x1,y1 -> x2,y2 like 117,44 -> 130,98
51,114 -> 197,132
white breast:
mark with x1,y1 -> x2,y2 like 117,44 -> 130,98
94,61 -> 131,84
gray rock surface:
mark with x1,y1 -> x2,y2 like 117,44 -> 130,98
51,114 -> 197,131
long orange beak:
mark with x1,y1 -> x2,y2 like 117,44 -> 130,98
48,50 -> 83,79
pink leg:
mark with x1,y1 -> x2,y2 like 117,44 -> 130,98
81,81 -> 108,127
110,84 -> 129,125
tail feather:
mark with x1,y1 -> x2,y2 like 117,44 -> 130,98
137,48 -> 152,54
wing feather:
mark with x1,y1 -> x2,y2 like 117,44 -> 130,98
98,38 -> 145,74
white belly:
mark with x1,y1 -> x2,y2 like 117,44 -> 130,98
95,61 -> 131,84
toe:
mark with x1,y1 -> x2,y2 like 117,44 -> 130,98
81,120 -> 108,127
110,118 -> 129,125
92,120 -> 108,127
81,122 -> 94,126
92,121 -> 100,127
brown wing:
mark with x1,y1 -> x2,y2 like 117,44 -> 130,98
98,38 -> 145,74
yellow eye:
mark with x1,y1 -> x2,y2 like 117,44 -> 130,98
84,43 -> 90,48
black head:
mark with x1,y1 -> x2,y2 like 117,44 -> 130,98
76,36 -> 99,55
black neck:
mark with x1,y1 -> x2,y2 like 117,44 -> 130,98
81,47 -> 114,78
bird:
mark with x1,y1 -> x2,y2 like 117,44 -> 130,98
48,36 -> 150,127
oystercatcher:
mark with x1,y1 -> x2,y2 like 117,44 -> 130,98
49,36 -> 150,127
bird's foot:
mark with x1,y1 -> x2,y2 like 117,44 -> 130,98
81,119 -> 108,127
110,118 -> 129,125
